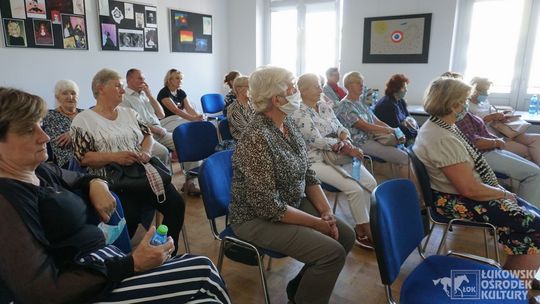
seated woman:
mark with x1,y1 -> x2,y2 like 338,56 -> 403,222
413,77 -> 540,275
455,103 -> 540,206
226,76 -> 254,140
70,69 -> 185,254
223,70 -> 240,116
0,87 -> 230,304
322,67 -> 346,106
373,74 -> 418,145
42,80 -> 82,168
230,66 -> 355,304
469,77 -> 540,165
156,69 -> 203,195
335,71 -> 411,180
292,73 -> 377,249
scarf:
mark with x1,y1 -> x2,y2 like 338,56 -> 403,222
429,116 -> 499,187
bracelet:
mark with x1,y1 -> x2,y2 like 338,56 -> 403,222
89,178 -> 108,186
502,189 -> 507,199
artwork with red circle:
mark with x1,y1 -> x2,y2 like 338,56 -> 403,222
390,30 -> 403,43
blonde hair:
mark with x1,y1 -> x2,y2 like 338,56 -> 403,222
0,87 -> 47,141
7,21 -> 21,37
423,77 -> 471,117
343,71 -> 364,90
232,76 -> 249,95
163,69 -> 182,87
91,68 -> 122,98
249,66 -> 294,113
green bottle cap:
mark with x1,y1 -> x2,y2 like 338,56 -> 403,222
157,225 -> 168,235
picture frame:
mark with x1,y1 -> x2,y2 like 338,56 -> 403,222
170,9 -> 212,53
362,13 -> 432,64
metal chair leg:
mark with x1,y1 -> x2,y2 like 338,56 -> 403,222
332,192 -> 339,213
217,239 -> 226,272
483,229 -> 489,258
492,227 -> 500,264
266,257 -> 273,271
421,222 -> 436,255
182,224 -> 190,253
257,254 -> 271,304
436,224 -> 451,255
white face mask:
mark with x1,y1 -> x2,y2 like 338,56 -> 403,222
278,91 -> 301,115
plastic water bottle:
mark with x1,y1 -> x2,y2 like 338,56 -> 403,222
352,157 -> 361,181
529,95 -> 538,115
372,89 -> 379,104
150,224 -> 168,246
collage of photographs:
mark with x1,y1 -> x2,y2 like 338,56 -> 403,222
1,0 -> 87,49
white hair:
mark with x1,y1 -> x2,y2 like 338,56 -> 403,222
249,66 -> 294,113
54,79 -> 79,97
91,68 -> 122,98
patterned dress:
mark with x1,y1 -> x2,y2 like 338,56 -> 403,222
42,108 -> 82,168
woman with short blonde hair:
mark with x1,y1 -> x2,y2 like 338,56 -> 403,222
227,76 -> 254,140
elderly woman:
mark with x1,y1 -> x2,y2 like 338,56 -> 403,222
374,74 -> 418,145
71,69 -> 185,254
335,71 -> 411,179
223,70 -> 241,116
322,67 -> 346,106
0,87 -> 230,304
226,76 -> 254,140
156,68 -> 203,195
230,66 -> 355,304
469,77 -> 540,165
42,80 -> 82,168
413,77 -> 540,274
291,73 -> 377,249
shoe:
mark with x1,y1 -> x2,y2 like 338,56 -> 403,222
286,267 -> 307,304
355,235 -> 374,250
532,279 -> 540,290
181,180 -> 201,196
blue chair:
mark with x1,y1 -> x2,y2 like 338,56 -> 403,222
370,179 -> 526,304
172,121 -> 219,177
407,147 -> 500,263
320,182 -> 340,213
201,93 -> 225,120
218,118 -> 233,141
198,150 -> 286,304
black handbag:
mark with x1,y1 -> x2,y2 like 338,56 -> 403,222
105,157 -> 171,196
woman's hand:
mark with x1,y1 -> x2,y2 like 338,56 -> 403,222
341,144 -> 363,159
320,212 -> 339,240
137,151 -> 152,164
89,179 -> 116,222
338,131 -> 349,141
113,151 -> 139,165
132,226 -> 175,273
55,132 -> 72,148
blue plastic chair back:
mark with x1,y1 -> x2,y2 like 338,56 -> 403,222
218,118 -> 233,141
201,93 -> 225,114
370,179 -> 425,285
172,121 -> 219,163
198,150 -> 234,220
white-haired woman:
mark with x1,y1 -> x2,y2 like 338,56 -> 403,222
156,68 -> 203,195
292,73 -> 377,249
71,69 -> 185,254
42,80 -> 82,168
229,66 -> 355,304
226,76 -> 254,140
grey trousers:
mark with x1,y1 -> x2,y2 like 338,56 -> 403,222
231,198 -> 355,304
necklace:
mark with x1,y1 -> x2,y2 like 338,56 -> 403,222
57,106 -> 78,119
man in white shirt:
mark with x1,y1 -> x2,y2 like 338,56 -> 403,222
121,68 -> 174,165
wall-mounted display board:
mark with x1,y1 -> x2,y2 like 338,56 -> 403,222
98,0 -> 158,52
1,0 -> 88,50
169,9 -> 212,53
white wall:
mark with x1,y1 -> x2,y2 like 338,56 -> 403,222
340,0 -> 458,105
0,0 -> 229,110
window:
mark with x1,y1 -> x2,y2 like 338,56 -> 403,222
269,0 -> 340,76
452,0 -> 540,109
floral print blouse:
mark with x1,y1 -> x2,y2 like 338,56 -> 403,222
291,101 -> 349,163
42,108 -> 82,168
229,113 -> 320,225
334,98 -> 375,146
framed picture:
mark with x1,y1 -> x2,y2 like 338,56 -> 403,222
3,18 -> 27,47
362,13 -> 432,63
170,9 -> 212,53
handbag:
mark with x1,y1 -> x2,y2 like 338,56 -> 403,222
105,157 -> 171,202
322,150 -> 353,166
372,132 -> 398,146
491,117 -> 531,139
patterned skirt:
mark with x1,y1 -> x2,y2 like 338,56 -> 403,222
432,190 -> 540,255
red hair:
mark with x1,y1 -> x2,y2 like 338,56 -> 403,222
385,74 -> 409,97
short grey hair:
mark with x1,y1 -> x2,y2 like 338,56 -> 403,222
297,73 -> 319,93
424,77 -> 472,117
233,76 -> 249,90
91,68 -> 122,98
343,71 -> 364,90
54,80 -> 79,98
249,66 -> 295,113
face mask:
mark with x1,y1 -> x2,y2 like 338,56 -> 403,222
398,90 -> 407,99
477,94 -> 488,103
97,211 -> 126,245
455,102 -> 469,121
278,91 -> 301,115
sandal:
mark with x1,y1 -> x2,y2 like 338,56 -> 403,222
355,235 -> 374,250
181,180 -> 201,196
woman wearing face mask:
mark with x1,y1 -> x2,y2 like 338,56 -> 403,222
373,74 -> 418,145
469,77 -> 540,166
43,80 -> 82,168
229,66 -> 355,304
413,77 -> 540,277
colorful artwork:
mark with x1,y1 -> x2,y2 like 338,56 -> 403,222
179,30 -> 193,43
170,9 -> 212,53
3,18 -> 27,47
101,23 -> 116,49
25,0 -> 46,19
174,12 -> 188,28
62,14 -> 86,49
33,19 -> 54,45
